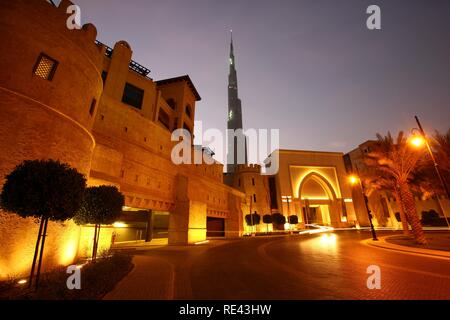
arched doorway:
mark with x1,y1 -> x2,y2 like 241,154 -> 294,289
299,172 -> 337,226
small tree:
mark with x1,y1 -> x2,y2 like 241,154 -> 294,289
271,213 -> 286,230
0,159 -> 86,289
289,215 -> 299,225
74,186 -> 124,261
262,214 -> 272,233
245,212 -> 261,229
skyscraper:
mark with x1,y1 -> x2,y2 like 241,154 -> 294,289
227,31 -> 247,173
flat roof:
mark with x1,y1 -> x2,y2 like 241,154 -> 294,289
156,75 -> 201,101
274,149 -> 344,156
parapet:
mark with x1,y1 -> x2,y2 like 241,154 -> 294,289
234,164 -> 262,174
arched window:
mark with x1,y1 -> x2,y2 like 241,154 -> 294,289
185,104 -> 192,118
167,98 -> 176,110
158,108 -> 170,130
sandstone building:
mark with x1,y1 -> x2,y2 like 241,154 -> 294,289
0,0 -> 245,279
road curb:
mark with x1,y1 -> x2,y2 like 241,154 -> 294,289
363,236 -> 450,260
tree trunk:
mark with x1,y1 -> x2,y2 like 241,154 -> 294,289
92,224 -> 98,262
35,217 -> 49,290
95,225 -> 101,258
393,189 -> 410,235
398,182 -> 427,244
28,217 -> 45,288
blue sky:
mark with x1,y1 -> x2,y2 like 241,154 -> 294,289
74,0 -> 450,162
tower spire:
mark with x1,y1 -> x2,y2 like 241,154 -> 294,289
226,30 -> 247,173
230,29 -> 234,56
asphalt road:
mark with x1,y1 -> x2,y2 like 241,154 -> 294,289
106,231 -> 450,300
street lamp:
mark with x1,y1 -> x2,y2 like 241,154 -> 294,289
282,195 -> 292,231
349,173 -> 378,241
409,115 -> 450,228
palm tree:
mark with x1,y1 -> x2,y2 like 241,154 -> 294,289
431,129 -> 450,178
364,173 -> 410,235
364,132 -> 427,244
409,129 -> 450,202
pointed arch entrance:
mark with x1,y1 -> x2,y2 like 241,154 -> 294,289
299,172 -> 337,226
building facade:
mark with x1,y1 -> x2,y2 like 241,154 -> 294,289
344,140 -> 450,228
266,150 -> 359,229
0,0 -> 245,279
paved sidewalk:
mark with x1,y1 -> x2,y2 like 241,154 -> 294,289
364,235 -> 450,259
103,255 -> 174,300
386,233 -> 450,252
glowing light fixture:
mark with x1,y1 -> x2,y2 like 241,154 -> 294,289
113,222 -> 127,228
409,135 -> 425,148
348,175 -> 359,185
194,240 -> 210,245
17,279 -> 27,285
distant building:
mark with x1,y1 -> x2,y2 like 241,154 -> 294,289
265,150 -> 359,229
226,32 -> 247,173
344,140 -> 450,228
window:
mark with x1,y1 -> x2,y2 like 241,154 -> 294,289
101,71 -> 108,85
172,117 -> 178,131
238,179 -> 241,187
158,109 -> 170,130
253,194 -> 257,203
269,177 -> 278,209
183,123 -> 192,136
185,104 -> 192,118
167,98 -> 176,110
122,83 -> 144,109
252,177 -> 255,186
33,53 -> 58,80
89,99 -> 96,116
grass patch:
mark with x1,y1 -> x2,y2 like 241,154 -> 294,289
0,253 -> 133,300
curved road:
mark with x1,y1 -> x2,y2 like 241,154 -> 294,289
106,231 -> 450,300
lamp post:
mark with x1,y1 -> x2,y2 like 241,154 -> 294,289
410,115 -> 450,228
249,195 -> 255,236
349,173 -> 378,241
282,195 -> 292,231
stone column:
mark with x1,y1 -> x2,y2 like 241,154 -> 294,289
168,174 -> 207,245
145,210 -> 153,242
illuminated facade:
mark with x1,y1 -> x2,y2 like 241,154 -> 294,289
345,140 -> 450,228
265,150 -> 359,228
0,0 -> 245,279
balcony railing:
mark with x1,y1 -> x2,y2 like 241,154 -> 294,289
95,40 -> 151,78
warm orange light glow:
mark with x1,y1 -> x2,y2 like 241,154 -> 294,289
113,222 -> 127,228
410,136 -> 425,148
59,238 -> 79,266
319,233 -> 337,246
194,240 -> 210,245
17,279 -> 27,285
348,175 -> 359,185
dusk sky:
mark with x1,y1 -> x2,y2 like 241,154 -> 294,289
75,0 -> 450,163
